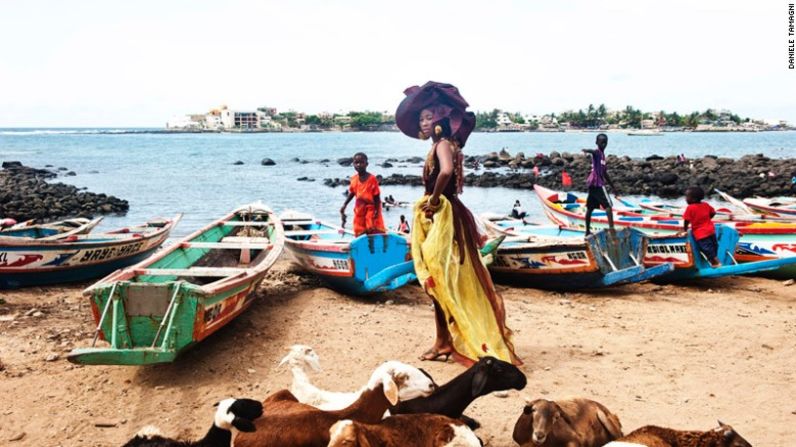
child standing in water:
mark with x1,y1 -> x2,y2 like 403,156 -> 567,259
340,152 -> 385,236
681,186 -> 721,267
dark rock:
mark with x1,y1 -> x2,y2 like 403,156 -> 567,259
57,167 -> 68,171
380,162 -> 394,168
657,172 -> 678,185
337,157 -> 353,166
1,161 -> 22,169
260,158 -> 276,166
65,171 -> 77,176
645,155 -> 664,161
290,157 -> 300,162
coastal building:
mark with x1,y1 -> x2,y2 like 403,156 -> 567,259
166,115 -> 201,129
496,112 -> 513,126
257,106 -> 278,117
220,109 -> 258,130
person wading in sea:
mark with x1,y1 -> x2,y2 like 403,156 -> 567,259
395,81 -> 521,367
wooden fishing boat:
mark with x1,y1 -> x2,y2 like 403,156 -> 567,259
535,185 -> 796,278
0,216 -> 178,289
281,211 -> 504,295
743,197 -> 796,218
67,204 -> 284,365
618,196 -> 794,223
0,217 -> 101,242
480,215 -> 674,290
534,185 -> 796,235
714,189 -> 756,215
644,225 -> 796,281
280,212 -> 416,295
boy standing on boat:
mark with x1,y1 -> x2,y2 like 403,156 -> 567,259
340,152 -> 386,236
582,133 -> 618,235
681,186 -> 721,267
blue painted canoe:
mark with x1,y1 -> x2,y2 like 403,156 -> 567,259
280,212 -> 416,295
645,224 -> 796,281
0,216 -> 179,289
481,216 -> 674,290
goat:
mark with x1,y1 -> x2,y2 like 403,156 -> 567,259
391,356 -> 527,429
604,421 -> 752,447
123,398 -> 262,447
327,415 -> 482,447
512,397 -> 622,447
235,360 -> 437,447
279,345 -> 437,411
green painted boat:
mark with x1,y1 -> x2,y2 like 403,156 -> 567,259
67,203 -> 284,365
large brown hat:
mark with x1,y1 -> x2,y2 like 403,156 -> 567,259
395,81 -> 476,147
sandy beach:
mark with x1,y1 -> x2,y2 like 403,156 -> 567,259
1,261 -> 794,446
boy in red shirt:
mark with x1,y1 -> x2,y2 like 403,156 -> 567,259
340,152 -> 385,236
681,186 -> 720,267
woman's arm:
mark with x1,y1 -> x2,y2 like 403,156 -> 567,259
428,140 -> 454,205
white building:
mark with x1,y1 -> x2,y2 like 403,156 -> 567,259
166,115 -> 201,130
496,112 -> 513,126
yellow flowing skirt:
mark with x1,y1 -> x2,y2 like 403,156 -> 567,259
411,195 -> 519,365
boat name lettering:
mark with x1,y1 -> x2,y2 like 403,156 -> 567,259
647,244 -> 687,254
0,252 -> 7,264
78,242 -> 145,263
204,303 -> 222,323
567,252 -> 587,260
332,259 -> 349,270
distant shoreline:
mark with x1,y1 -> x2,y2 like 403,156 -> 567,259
2,128 -> 794,136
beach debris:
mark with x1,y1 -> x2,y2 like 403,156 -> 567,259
0,314 -> 17,322
8,432 -> 26,442
45,354 -> 60,362
94,419 -> 120,428
492,390 -> 509,398
783,279 -> 794,286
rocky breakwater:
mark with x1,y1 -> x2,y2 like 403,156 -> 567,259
322,150 -> 796,199
0,162 -> 129,221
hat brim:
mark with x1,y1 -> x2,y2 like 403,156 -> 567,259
395,81 -> 476,147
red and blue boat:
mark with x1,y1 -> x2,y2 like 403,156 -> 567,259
481,215 -> 674,290
280,212 -> 417,295
0,216 -> 178,289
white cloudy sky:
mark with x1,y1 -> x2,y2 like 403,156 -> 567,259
0,0 -> 793,126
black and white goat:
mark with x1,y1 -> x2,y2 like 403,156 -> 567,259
123,398 -> 263,446
391,356 -> 527,429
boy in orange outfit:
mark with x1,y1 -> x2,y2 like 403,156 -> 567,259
340,152 -> 385,236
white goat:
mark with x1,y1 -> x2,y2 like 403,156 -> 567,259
279,344 -> 363,410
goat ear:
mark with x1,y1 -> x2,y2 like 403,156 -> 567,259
522,405 -> 533,415
232,417 -> 257,433
471,368 -> 488,397
382,374 -> 399,406
554,403 -> 573,426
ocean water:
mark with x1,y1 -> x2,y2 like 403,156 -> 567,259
1,129 -> 795,238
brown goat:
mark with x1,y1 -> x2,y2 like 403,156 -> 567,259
327,415 -> 482,447
604,421 -> 752,447
235,361 -> 436,447
512,398 -> 623,447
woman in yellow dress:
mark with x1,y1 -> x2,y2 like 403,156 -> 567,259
395,82 -> 521,367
